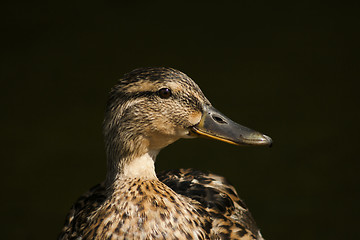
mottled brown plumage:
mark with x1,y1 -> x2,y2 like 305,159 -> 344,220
58,67 -> 271,240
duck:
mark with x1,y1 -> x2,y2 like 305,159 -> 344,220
58,67 -> 272,240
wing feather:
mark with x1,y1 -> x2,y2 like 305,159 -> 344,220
158,168 -> 264,240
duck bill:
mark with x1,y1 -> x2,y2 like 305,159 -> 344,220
191,105 -> 272,146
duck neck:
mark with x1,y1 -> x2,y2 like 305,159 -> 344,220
120,150 -> 159,179
105,139 -> 160,188
103,105 -> 162,188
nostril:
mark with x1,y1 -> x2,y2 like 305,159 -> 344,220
212,115 -> 227,124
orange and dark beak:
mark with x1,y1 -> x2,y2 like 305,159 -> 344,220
191,105 -> 272,146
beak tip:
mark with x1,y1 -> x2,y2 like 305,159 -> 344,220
263,134 -> 273,147
243,132 -> 273,147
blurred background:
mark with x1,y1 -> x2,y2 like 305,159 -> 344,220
2,1 -> 359,239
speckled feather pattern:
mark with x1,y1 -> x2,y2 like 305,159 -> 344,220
58,67 -> 265,240
75,179 -> 210,239
159,169 -> 263,240
59,169 -> 263,240
102,68 -> 210,185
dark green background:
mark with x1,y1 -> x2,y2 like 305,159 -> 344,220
2,1 -> 359,239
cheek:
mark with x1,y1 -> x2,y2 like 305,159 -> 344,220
188,111 -> 202,125
149,117 -> 177,135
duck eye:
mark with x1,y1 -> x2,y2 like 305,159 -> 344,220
158,88 -> 172,99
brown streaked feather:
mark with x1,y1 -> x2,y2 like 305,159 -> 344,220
58,67 -> 267,240
58,183 -> 107,239
59,169 -> 263,240
59,179 -> 212,240
158,168 -> 264,240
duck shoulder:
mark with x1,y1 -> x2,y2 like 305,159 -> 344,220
58,183 -> 107,240
59,169 -> 263,240
58,179 -> 212,240
158,168 -> 264,240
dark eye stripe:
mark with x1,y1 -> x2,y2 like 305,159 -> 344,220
131,91 -> 154,98
122,90 -> 169,99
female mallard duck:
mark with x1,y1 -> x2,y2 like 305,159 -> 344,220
59,67 -> 272,240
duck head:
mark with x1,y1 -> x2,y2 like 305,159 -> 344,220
103,67 -> 272,182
